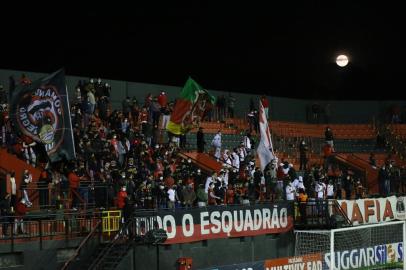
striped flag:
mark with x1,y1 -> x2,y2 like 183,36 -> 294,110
257,99 -> 277,171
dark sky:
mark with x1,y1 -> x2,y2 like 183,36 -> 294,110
1,2 -> 404,100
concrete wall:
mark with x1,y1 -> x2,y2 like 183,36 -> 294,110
0,232 -> 294,270
119,232 -> 295,270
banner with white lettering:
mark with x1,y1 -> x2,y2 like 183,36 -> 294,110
337,196 -> 406,226
265,253 -> 323,270
198,241 -> 404,270
134,202 -> 293,244
325,242 -> 403,270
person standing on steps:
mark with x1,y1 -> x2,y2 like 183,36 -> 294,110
299,140 -> 308,171
197,127 -> 205,153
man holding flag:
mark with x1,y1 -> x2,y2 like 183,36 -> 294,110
257,98 -> 277,171
166,77 -> 215,140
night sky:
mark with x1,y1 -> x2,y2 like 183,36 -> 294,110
1,2 -> 404,100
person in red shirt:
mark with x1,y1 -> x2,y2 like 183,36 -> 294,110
226,184 -> 235,205
116,186 -> 128,209
157,91 -> 168,108
68,170 -> 80,210
323,143 -> 334,170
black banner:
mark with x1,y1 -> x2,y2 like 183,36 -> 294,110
10,69 -> 75,162
134,202 -> 293,244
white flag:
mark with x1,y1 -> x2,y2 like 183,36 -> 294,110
257,100 -> 276,171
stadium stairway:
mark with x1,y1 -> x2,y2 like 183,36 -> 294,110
334,153 -> 379,194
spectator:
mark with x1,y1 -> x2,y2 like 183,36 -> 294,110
343,169 -> 354,200
211,130 -> 222,160
157,91 -> 168,108
38,169 -> 51,209
355,180 -> 364,199
181,184 -> 196,208
68,169 -> 80,210
9,171 -> 17,209
196,184 -> 208,207
122,97 -> 132,118
161,104 -> 171,130
167,185 -> 177,209
369,153 -> 377,169
311,102 -> 320,123
14,198 -> 28,235
20,170 -> 32,207
285,180 -> 295,201
208,182 -> 221,205
297,188 -> 308,222
326,180 -> 335,199
196,127 -> 205,153
324,127 -> 334,149
228,93 -> 236,118
299,140 -> 308,170
116,186 -> 128,210
0,192 -> 11,237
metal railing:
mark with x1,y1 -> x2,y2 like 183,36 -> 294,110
61,220 -> 102,270
0,212 -> 102,252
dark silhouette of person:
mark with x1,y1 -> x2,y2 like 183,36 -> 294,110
197,127 -> 205,153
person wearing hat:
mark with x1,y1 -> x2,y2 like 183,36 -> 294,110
197,127 -> 205,153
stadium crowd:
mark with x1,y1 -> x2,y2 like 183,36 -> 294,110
1,74 -> 406,237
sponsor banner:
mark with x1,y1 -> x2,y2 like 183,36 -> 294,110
337,196 -> 406,226
264,254 -> 323,270
9,69 -> 75,162
325,242 -> 404,270
134,202 -> 293,244
198,242 -> 403,270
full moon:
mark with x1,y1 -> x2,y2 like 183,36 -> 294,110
336,54 -> 349,67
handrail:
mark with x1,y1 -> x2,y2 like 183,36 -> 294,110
334,154 -> 366,172
333,200 -> 352,226
178,151 -> 221,174
61,220 -> 102,270
88,219 -> 134,270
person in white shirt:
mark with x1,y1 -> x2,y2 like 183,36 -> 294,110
205,173 -> 216,193
297,176 -> 305,191
232,149 -> 240,170
211,131 -> 222,159
9,171 -> 17,209
286,181 -> 296,201
223,150 -> 232,167
327,180 -> 335,199
243,134 -> 252,154
167,186 -> 177,209
315,180 -> 326,200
